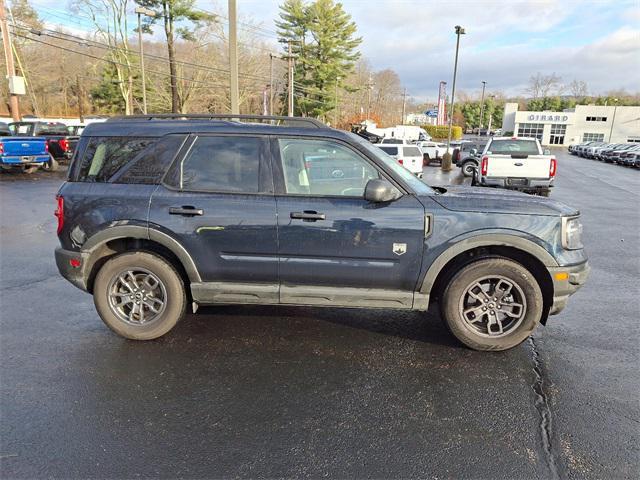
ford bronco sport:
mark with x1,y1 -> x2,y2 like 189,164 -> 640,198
54,115 -> 589,351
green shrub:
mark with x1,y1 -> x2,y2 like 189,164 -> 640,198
422,125 -> 462,140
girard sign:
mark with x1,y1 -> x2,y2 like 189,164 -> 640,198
527,113 -> 570,123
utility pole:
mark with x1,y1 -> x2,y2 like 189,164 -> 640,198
76,75 -> 84,122
478,80 -> 486,136
401,87 -> 407,124
334,76 -> 340,126
486,94 -> 496,134
287,40 -> 294,116
444,25 -> 465,172
135,7 -> 155,114
228,0 -> 239,114
366,73 -> 374,121
0,0 -> 20,121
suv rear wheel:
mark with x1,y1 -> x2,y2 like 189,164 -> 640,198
441,258 -> 543,351
93,251 -> 186,340
461,161 -> 476,177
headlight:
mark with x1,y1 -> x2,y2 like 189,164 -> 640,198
562,217 -> 583,250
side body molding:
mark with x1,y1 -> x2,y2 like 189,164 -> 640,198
419,233 -> 558,295
82,224 -> 202,283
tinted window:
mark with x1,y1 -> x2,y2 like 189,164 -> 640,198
379,146 -> 398,155
180,136 -> 261,193
488,139 -> 540,155
77,137 -> 154,182
278,138 -> 379,196
403,146 -> 422,156
382,138 -> 403,144
35,123 -> 69,135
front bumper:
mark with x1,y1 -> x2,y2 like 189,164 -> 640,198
548,261 -> 590,315
55,247 -> 91,292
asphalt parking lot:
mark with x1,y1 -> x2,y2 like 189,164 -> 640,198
1,150 -> 638,478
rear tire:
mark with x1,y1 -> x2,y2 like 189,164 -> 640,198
41,155 -> 59,172
440,258 -> 543,351
461,161 -> 476,177
93,251 -> 187,340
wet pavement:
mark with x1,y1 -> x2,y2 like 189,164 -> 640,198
1,152 -> 638,478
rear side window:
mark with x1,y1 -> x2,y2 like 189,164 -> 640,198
76,137 -> 154,182
179,136 -> 262,193
379,146 -> 398,155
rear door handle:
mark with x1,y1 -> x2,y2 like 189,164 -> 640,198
290,211 -> 326,221
169,206 -> 204,216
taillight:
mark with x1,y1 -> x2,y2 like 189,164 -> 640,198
481,156 -> 488,175
44,141 -> 49,152
550,158 -> 557,177
59,139 -> 69,152
0,142 -> 3,155
398,158 -> 404,165
54,195 -> 64,234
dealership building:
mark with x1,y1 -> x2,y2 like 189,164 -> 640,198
501,103 -> 640,146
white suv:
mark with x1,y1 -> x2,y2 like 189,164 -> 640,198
377,144 -> 424,178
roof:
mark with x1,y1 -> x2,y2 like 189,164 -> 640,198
83,114 -> 350,139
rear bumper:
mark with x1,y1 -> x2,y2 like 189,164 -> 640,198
548,261 -> 590,315
480,177 -> 554,192
1,155 -> 49,165
55,247 -> 91,292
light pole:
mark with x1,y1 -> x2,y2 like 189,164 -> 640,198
486,94 -> 496,134
608,98 -> 618,142
135,6 -> 155,114
478,80 -> 486,137
443,25 -> 465,171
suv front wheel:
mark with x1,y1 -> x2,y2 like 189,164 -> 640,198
93,251 -> 187,340
441,258 -> 543,351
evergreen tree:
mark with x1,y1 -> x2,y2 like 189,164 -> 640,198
276,0 -> 361,118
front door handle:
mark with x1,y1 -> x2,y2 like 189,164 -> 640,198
169,206 -> 204,216
290,211 -> 326,221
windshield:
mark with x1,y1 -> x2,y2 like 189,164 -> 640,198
348,133 -> 434,195
488,139 -> 541,155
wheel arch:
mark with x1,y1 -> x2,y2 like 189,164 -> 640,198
82,225 -> 201,293
421,235 -> 556,324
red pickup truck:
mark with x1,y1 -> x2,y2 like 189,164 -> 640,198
9,121 -> 79,162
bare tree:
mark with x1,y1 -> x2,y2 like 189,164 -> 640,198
568,80 -> 588,99
525,72 -> 562,99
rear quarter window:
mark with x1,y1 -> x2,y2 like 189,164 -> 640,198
75,136 -> 163,183
379,146 -> 398,155
403,146 -> 422,156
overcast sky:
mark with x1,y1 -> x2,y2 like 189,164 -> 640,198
31,0 -> 640,102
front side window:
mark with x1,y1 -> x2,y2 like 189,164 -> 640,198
278,138 -> 379,196
179,136 -> 262,193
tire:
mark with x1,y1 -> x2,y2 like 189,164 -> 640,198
440,258 -> 543,351
461,161 -> 476,177
93,251 -> 187,340
41,155 -> 59,172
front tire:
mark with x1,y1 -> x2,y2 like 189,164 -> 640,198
440,258 -> 543,351
93,251 -> 187,340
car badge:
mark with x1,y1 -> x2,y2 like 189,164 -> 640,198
393,243 -> 407,255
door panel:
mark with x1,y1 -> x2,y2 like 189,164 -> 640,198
149,135 -> 278,299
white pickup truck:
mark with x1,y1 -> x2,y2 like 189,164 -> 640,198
473,137 -> 557,196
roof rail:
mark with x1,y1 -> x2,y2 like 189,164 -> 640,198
106,114 -> 327,129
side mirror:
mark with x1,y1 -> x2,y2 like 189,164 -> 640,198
364,179 -> 402,203
543,149 -> 551,155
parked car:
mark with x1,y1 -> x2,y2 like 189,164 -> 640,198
8,121 -> 79,161
416,141 -> 448,165
583,142 -> 607,158
0,135 -> 57,173
454,141 -> 486,177
378,144 -> 424,178
601,144 -> 634,163
615,145 -> 640,165
474,136 -> 556,196
54,114 -> 589,352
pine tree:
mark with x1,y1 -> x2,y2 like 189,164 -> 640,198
276,0 -> 361,118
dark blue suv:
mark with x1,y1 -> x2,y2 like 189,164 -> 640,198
54,115 -> 589,351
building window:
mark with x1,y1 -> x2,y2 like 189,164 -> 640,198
628,137 -> 640,143
550,124 -> 566,145
517,123 -> 544,141
583,133 -> 605,142
586,116 -> 607,122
